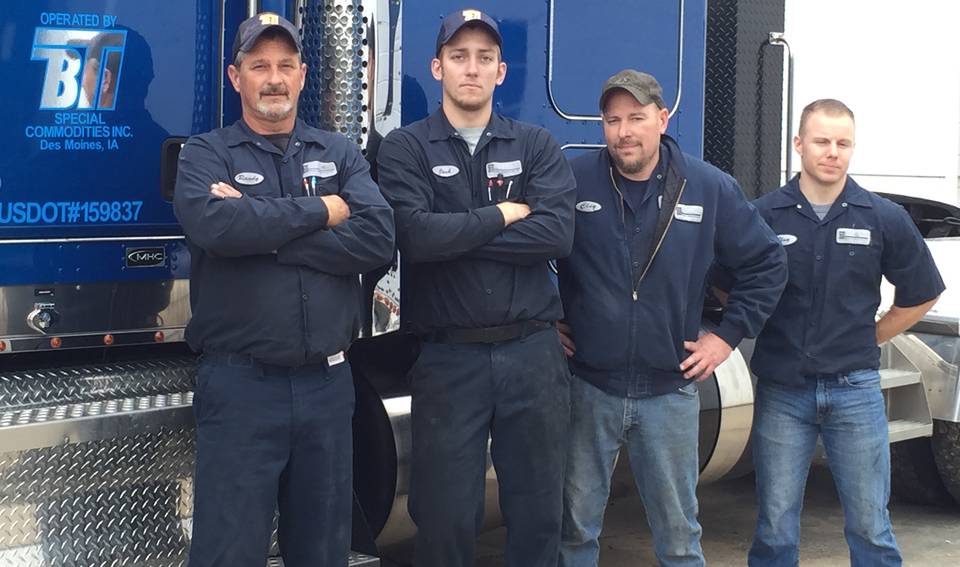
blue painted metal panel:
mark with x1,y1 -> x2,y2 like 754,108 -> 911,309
1,0 -> 708,288
400,0 -> 706,156
0,1 -> 222,242
1,240 -> 190,285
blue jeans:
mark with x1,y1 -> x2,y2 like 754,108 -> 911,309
409,327 -> 571,567
560,376 -> 704,567
749,370 -> 902,567
188,353 -> 354,567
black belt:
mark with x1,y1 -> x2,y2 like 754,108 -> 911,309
421,320 -> 554,344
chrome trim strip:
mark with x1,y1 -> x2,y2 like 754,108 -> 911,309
0,326 -> 186,343
698,348 -> 755,483
560,143 -> 605,151
0,236 -> 185,245
546,0 -> 685,120
219,0 -> 227,126
0,399 -> 193,454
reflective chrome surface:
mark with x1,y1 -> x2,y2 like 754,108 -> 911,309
885,333 -> 960,423
0,280 -> 190,353
0,358 -> 197,566
698,347 -> 755,483
373,395 -> 501,550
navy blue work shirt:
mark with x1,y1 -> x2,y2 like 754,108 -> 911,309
174,118 -> 395,367
376,109 -> 576,333
750,175 -> 945,386
618,161 -> 666,278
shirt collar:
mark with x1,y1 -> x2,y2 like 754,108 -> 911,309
768,175 -> 872,210
224,118 -> 327,150
426,108 -> 517,142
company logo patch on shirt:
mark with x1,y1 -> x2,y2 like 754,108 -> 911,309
327,351 -> 346,366
674,204 -> 704,223
485,160 -> 523,178
836,228 -> 871,246
576,201 -> 602,213
234,172 -> 264,185
778,234 -> 798,246
302,161 -> 338,179
432,165 -> 460,177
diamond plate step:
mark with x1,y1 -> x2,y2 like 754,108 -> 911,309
880,368 -> 923,390
888,419 -> 933,443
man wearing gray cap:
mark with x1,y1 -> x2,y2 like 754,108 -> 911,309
174,11 -> 394,567
556,70 -> 786,566
377,8 -> 576,567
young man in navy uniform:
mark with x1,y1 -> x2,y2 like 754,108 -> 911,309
376,8 -> 576,567
746,99 -> 944,566
174,13 -> 395,567
557,70 -> 787,567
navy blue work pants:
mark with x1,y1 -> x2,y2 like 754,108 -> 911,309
408,327 -> 572,567
188,353 -> 354,567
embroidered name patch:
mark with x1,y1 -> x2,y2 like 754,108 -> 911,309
432,165 -> 460,177
778,234 -> 798,246
234,172 -> 264,185
576,201 -> 602,213
302,161 -> 338,179
836,228 -> 871,246
674,204 -> 704,223
486,160 -> 523,178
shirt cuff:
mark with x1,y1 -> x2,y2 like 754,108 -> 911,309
713,321 -> 746,350
293,195 -> 330,228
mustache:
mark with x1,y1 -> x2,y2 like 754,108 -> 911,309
260,86 -> 289,96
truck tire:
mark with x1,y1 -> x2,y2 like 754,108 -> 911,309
890,437 -> 955,506
932,420 -> 960,506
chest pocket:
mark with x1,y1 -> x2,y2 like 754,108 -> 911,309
485,160 -> 525,204
432,174 -> 472,212
302,160 -> 340,196
836,227 -> 882,287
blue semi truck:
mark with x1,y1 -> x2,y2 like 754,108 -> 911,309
2,1 -> 958,565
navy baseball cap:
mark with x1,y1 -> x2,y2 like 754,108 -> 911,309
435,8 -> 502,57
232,12 -> 302,63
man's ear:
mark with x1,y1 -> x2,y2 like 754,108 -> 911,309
227,64 -> 241,93
495,61 -> 506,86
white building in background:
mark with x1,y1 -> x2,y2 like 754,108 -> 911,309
784,0 -> 960,206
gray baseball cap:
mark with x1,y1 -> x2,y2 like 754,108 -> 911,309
232,12 -> 302,63
599,69 -> 665,112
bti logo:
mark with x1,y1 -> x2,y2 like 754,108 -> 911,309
32,28 -> 127,110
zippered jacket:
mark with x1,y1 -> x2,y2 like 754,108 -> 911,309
558,136 -> 786,397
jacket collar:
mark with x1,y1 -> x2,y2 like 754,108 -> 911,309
601,133 -> 686,184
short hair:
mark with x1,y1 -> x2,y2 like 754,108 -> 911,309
234,27 -> 301,67
798,99 -> 855,136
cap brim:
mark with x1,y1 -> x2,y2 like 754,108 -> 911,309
439,20 -> 503,55
599,86 -> 659,112
236,25 -> 301,60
